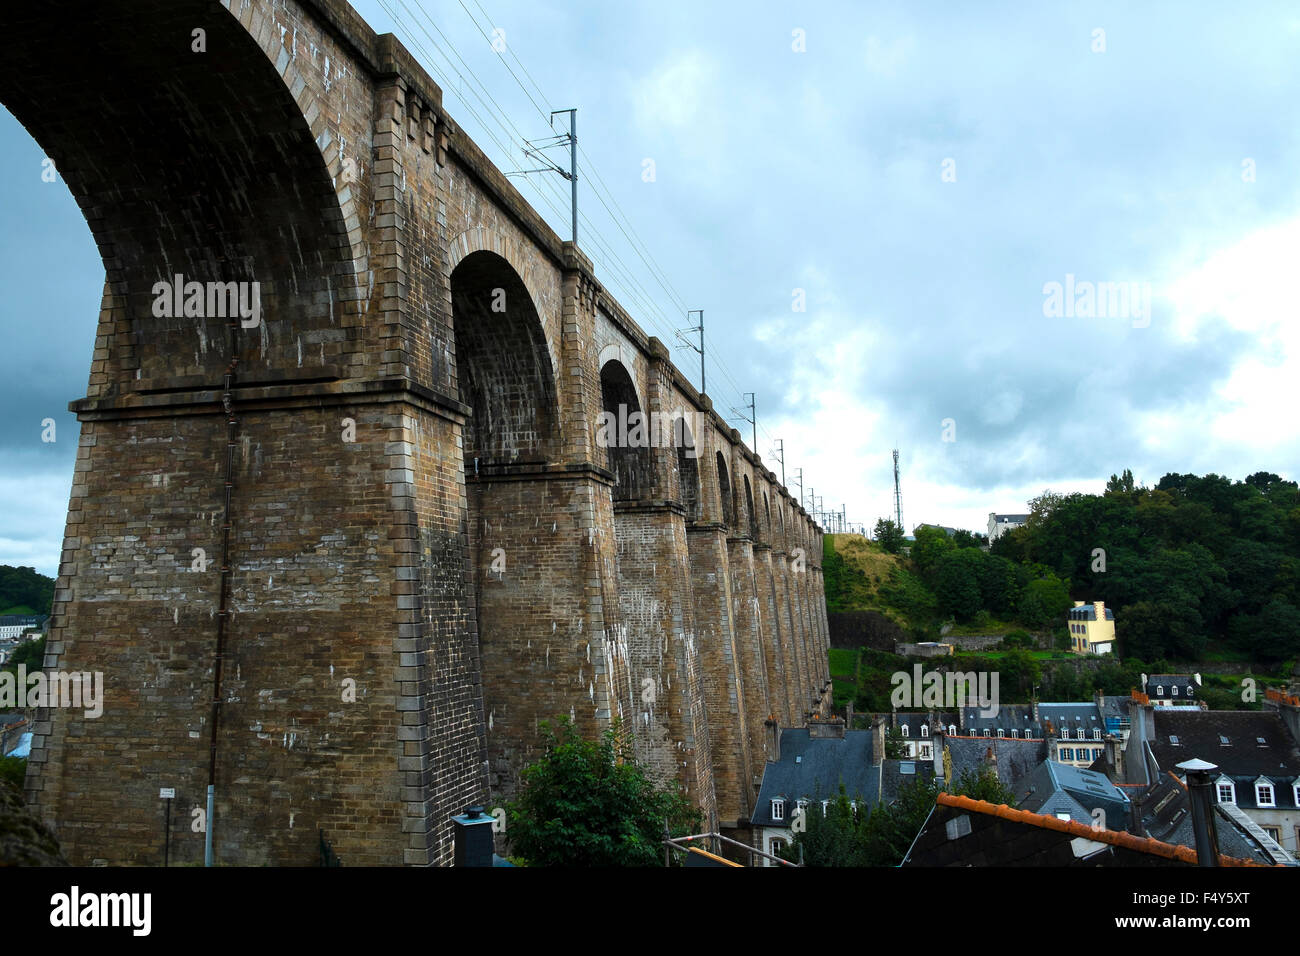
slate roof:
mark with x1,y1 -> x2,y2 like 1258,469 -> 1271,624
1145,675 -> 1199,700
902,793 -> 1271,867
960,705 -> 1040,736
1148,710 -> 1300,780
1014,760 -> 1131,829
1134,773 -> 1275,865
943,736 -> 1048,791
992,514 -> 1029,524
1068,605 -> 1115,622
750,729 -> 875,827
882,759 -> 936,805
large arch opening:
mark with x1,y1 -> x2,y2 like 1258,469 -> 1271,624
0,1 -> 358,392
599,359 -> 653,500
743,475 -> 759,540
716,452 -> 734,527
450,248 -> 562,806
676,419 -> 701,524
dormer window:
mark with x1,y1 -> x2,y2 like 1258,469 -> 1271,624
948,725 -> 957,736
1011,729 -> 1019,738
1293,784 -> 1299,807
1216,778 -> 1235,804
901,724 -> 909,737
1172,685 -> 1179,696
921,725 -> 929,738
1256,782 -> 1276,808
1093,729 -> 1102,741
771,798 -> 785,821
983,729 -> 991,738
996,729 -> 1004,738
1187,685 -> 1193,696
1156,685 -> 1163,696
1076,729 -> 1085,740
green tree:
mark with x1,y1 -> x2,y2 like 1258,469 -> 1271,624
776,785 -> 871,867
504,717 -> 700,866
912,525 -> 955,575
932,548 -> 985,622
1017,573 -> 1070,628
873,519 -> 905,555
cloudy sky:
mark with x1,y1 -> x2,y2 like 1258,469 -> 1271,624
3,0 -> 1300,576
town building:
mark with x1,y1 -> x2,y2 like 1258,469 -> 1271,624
1142,673 -> 1202,707
1067,600 -> 1115,655
987,512 -> 1029,544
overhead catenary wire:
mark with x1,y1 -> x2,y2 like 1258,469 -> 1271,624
380,0 -> 766,450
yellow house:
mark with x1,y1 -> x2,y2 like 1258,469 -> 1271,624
1068,600 -> 1115,655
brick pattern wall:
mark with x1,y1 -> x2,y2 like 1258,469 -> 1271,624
17,0 -> 831,864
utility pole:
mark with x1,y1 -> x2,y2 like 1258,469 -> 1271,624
793,468 -> 803,510
772,439 -> 786,487
552,109 -> 577,245
677,310 -> 705,396
512,109 -> 577,245
731,393 -> 755,452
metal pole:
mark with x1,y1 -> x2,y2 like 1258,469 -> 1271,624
570,109 -> 577,246
163,797 -> 171,867
204,785 -> 214,867
700,310 -> 705,396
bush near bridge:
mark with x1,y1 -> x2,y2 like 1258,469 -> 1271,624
503,717 -> 700,867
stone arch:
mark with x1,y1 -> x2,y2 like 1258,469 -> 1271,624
450,250 -> 560,465
0,1 -> 364,394
448,226 -> 556,361
743,475 -> 759,540
599,359 -> 653,500
716,451 -> 734,527
675,417 -> 701,523
763,490 -> 772,541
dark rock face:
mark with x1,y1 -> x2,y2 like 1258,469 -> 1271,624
0,779 -> 66,866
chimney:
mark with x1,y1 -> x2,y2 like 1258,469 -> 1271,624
765,718 -> 781,762
872,715 -> 886,766
1104,734 -> 1122,779
1094,600 -> 1105,621
1177,759 -> 1221,867
846,701 -> 854,730
451,806 -> 495,867
1031,698 -> 1040,723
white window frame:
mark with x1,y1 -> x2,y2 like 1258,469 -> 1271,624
948,724 -> 957,736
921,724 -> 929,738
771,798 -> 785,821
1216,779 -> 1235,804
1257,782 -> 1276,808
1172,685 -> 1179,696
1093,729 -> 1102,741
901,724 -> 909,737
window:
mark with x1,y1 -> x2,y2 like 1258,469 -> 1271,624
1294,785 -> 1300,808
771,798 -> 785,821
901,724 -> 909,737
796,798 -> 809,812
997,729 -> 1004,738
921,725 -> 929,738
1011,729 -> 1019,738
1060,748 -> 1074,761
768,837 -> 787,860
821,800 -> 829,815
983,729 -> 991,738
1216,781 -> 1235,804
948,724 -> 956,736
1186,685 -> 1193,696
1257,783 -> 1276,808
1076,729 -> 1085,740
1156,685 -> 1163,696
920,745 -> 932,759
1172,685 -> 1179,696
1263,826 -> 1281,843
1093,729 -> 1102,741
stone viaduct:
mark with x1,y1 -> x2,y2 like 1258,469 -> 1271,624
2,0 -> 829,865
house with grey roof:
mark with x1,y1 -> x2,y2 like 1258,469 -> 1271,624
1124,705 -> 1300,859
1142,672 -> 1202,708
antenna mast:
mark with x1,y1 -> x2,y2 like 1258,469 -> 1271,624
892,448 -> 904,532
